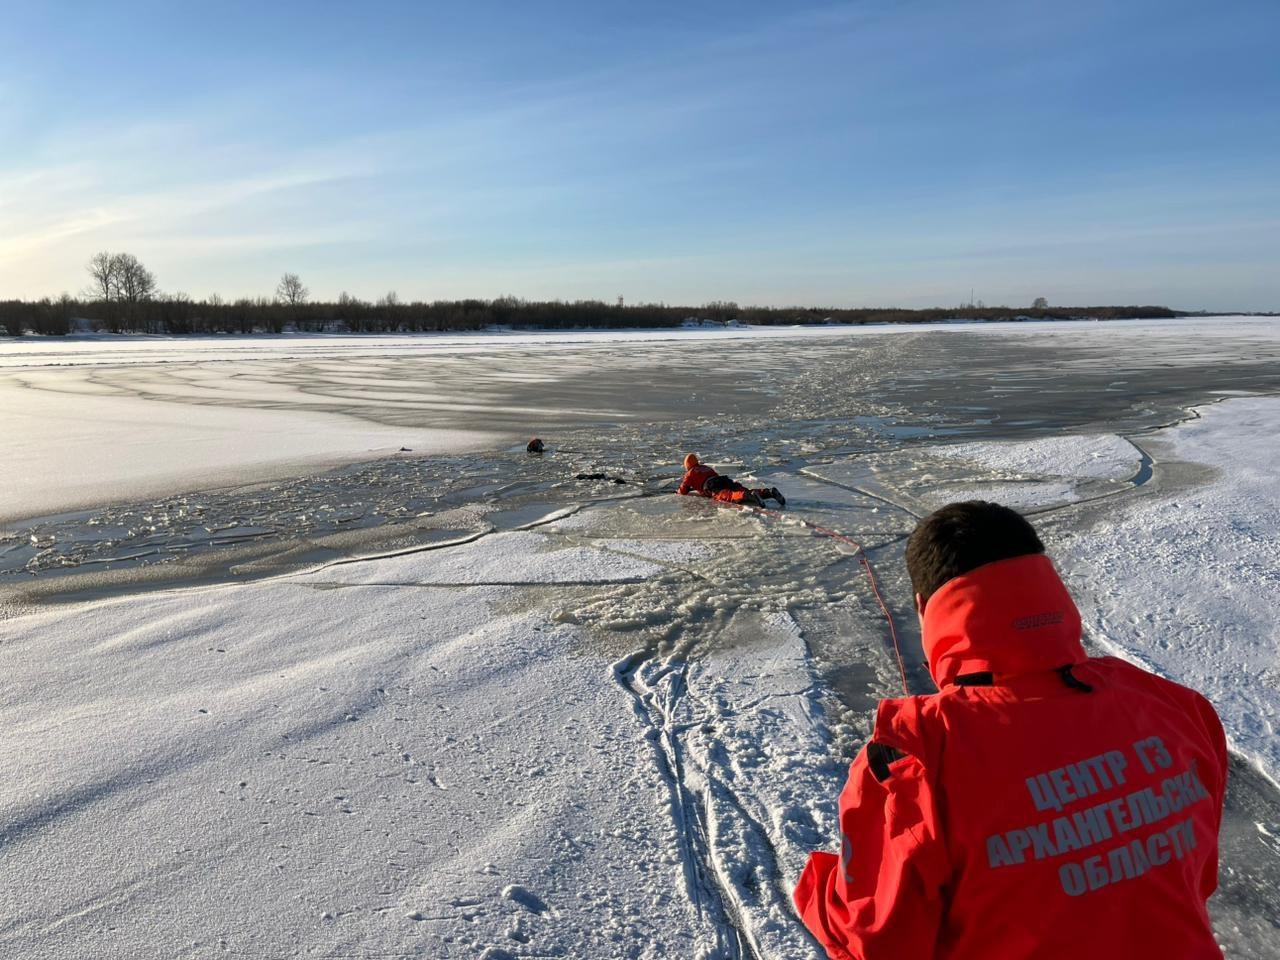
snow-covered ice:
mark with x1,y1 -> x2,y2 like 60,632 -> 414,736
1058,397 -> 1280,790
0,519 -> 841,958
304,530 -> 669,586
929,433 -> 1142,482
914,433 -> 1143,510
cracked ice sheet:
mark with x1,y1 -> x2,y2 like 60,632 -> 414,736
744,470 -> 914,548
300,530 -> 668,585
0,538 -> 717,958
592,539 -> 718,566
1057,397 -> 1280,789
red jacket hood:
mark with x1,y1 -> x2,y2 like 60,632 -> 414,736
921,553 -> 1085,687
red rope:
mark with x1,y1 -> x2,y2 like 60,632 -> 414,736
859,551 -> 911,696
798,517 -> 911,696
731,502 -> 912,696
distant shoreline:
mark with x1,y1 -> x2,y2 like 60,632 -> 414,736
1,299 -> 1275,340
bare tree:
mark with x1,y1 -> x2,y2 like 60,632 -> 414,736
86,251 -> 118,304
114,253 -> 156,307
276,272 -> 308,308
84,251 -> 158,330
1032,296 -> 1049,309
378,290 -> 399,308
98,253 -> 155,330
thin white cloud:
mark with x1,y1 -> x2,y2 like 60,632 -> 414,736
0,153 -> 378,262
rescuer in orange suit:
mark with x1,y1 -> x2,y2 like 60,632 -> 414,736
676,453 -> 785,508
795,500 -> 1228,960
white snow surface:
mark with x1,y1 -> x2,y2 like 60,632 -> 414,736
1058,397 -> 1280,788
0,527 -> 837,958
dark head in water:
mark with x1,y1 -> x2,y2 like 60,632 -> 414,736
527,438 -> 545,454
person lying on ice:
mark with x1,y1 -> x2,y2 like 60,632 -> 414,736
676,453 -> 785,508
795,500 -> 1228,960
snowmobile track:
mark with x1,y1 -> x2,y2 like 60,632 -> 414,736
611,650 -> 764,960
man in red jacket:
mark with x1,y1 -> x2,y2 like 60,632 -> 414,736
676,453 -> 785,507
795,500 -> 1228,960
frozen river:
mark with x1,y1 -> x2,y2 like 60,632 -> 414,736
1,318 -> 1278,958
5,318 -> 1280,593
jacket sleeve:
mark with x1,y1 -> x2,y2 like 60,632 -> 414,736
676,471 -> 693,496
794,729 -> 949,960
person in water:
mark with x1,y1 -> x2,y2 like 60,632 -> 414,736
795,500 -> 1228,960
676,453 -> 785,508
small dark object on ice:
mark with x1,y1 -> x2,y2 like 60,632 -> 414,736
576,472 -> 627,484
399,447 -> 412,452
527,438 -> 545,454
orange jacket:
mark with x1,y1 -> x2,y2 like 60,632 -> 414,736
677,464 -> 719,496
795,553 -> 1227,960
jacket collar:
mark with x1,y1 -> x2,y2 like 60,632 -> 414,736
921,553 -> 1085,688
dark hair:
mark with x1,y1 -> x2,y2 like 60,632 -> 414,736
906,501 -> 1045,603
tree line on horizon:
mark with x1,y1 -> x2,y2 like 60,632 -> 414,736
0,251 -> 1185,337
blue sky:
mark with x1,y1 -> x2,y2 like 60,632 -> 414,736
2,0 -> 1277,309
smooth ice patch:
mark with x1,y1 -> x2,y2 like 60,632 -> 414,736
930,433 -> 1141,482
0,366 -> 497,521
930,480 -> 1082,510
